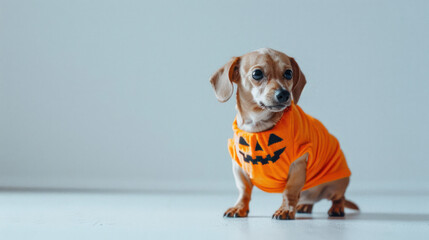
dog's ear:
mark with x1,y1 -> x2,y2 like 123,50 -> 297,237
210,57 -> 240,102
289,57 -> 307,104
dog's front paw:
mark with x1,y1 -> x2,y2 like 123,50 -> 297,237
296,204 -> 313,214
272,207 -> 295,220
224,206 -> 249,218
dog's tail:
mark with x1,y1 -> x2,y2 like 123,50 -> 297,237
344,199 -> 359,210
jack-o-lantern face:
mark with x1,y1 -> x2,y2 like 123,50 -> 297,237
238,134 -> 286,165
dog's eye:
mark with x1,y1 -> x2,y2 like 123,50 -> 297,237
283,69 -> 293,80
252,69 -> 264,80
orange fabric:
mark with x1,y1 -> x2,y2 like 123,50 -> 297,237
228,102 -> 351,193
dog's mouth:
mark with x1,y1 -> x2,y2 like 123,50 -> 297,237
259,101 -> 290,112
239,147 -> 286,165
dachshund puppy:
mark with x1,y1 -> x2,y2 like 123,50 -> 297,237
210,48 -> 358,220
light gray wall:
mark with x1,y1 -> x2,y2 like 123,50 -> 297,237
1,0 -> 428,191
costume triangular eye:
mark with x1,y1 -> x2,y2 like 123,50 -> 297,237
268,134 -> 283,146
239,136 -> 249,146
255,141 -> 263,151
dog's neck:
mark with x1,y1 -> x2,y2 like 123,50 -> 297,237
235,90 -> 284,133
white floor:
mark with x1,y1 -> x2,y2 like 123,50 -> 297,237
1,189 -> 428,240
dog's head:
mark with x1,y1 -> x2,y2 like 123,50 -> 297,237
210,48 -> 306,112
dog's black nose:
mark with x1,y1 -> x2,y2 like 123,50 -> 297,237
275,89 -> 290,103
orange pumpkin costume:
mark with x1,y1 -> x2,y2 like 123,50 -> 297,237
228,102 -> 351,193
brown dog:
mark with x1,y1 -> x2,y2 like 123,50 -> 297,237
210,48 -> 358,220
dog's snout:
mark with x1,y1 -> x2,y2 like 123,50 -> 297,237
275,89 -> 290,103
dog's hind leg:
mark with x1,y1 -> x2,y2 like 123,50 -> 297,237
328,196 -> 346,217
323,177 -> 350,217
297,177 -> 354,215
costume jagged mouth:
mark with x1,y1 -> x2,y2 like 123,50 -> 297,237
239,147 -> 286,165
